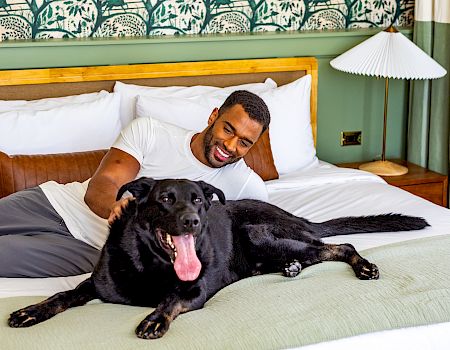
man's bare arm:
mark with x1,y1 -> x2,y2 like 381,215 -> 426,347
84,148 -> 140,219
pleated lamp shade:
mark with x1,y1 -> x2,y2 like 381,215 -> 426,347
330,27 -> 447,80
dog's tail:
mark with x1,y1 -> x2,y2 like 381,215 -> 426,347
312,214 -> 429,238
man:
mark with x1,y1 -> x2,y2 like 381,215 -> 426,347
0,90 -> 271,278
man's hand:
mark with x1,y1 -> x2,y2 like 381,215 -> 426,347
108,197 -> 135,225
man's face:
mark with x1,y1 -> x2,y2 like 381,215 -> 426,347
203,104 -> 263,168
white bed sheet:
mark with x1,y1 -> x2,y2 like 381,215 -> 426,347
266,161 -> 450,251
295,321 -> 450,350
1,161 -> 450,349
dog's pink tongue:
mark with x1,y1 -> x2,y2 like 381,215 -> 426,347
172,234 -> 201,281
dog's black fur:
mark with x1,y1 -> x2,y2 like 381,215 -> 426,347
8,178 -> 429,339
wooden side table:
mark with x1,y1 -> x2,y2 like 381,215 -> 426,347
337,160 -> 448,207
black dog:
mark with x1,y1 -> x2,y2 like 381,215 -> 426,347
8,178 -> 428,339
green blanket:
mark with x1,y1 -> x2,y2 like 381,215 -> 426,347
1,235 -> 450,350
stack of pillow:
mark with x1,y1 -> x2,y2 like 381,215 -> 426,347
0,75 -> 318,187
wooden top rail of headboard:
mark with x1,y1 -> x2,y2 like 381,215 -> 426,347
0,57 -> 318,144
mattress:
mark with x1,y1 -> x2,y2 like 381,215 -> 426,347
1,162 -> 449,349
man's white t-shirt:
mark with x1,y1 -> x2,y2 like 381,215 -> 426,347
40,117 -> 268,250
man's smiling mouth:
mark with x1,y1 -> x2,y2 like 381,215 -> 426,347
214,146 -> 231,162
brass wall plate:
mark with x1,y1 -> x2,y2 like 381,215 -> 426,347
341,131 -> 362,146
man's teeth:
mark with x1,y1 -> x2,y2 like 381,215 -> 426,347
216,146 -> 230,158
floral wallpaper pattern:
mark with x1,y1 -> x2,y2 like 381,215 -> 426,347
0,0 -> 414,41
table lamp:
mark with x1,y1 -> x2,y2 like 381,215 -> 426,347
330,26 -> 447,176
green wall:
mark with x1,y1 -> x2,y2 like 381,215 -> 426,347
317,57 -> 408,163
0,28 -> 411,164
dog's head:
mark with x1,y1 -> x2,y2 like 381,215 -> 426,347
117,177 -> 225,282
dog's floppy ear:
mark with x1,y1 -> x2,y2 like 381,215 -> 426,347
198,181 -> 226,205
116,177 -> 157,203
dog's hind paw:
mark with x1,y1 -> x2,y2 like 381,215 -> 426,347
283,260 -> 302,278
136,314 -> 170,339
354,259 -> 379,280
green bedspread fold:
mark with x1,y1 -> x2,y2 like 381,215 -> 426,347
1,234 -> 450,350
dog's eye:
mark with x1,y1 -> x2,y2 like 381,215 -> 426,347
161,196 -> 170,203
193,198 -> 202,204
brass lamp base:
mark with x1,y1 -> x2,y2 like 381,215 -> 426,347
358,160 -> 408,176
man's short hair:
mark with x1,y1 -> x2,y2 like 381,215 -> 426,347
218,90 -> 271,132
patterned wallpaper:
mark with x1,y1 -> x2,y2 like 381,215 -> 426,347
0,0 -> 414,41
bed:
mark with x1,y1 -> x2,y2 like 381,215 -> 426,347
0,57 -> 449,350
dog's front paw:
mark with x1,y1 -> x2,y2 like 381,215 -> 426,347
283,260 -> 302,278
136,313 -> 170,339
8,306 -> 45,328
354,259 -> 379,280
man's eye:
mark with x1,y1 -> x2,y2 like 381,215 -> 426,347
193,198 -> 202,204
224,127 -> 232,134
240,140 -> 250,148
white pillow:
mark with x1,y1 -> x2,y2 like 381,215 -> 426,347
136,93 -> 226,132
0,93 -> 121,155
114,79 -> 277,128
0,90 -> 109,112
259,75 -> 318,174
135,75 -> 318,175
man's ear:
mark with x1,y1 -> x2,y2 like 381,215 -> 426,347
198,181 -> 226,205
207,108 -> 219,126
116,177 -> 156,204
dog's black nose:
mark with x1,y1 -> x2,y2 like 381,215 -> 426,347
180,213 -> 200,230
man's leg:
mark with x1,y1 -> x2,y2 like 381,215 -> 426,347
0,187 -> 70,236
0,233 -> 100,277
0,187 -> 100,277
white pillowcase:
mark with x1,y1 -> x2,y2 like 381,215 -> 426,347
0,93 -> 122,155
135,75 -> 317,175
260,75 -> 318,174
0,90 -> 109,112
136,92 -> 226,132
114,79 -> 277,128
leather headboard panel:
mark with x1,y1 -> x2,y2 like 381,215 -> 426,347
244,130 -> 278,181
0,133 -> 277,199
0,150 -> 107,199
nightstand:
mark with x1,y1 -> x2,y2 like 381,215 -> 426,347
337,160 -> 448,207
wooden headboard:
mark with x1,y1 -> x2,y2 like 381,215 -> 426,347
0,57 -> 318,144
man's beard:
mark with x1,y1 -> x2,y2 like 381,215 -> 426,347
203,124 -> 240,168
